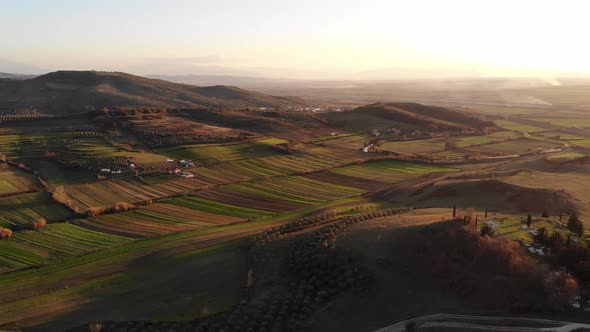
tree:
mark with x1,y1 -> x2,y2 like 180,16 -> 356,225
452,204 -> 456,218
534,227 -> 549,248
560,208 -> 564,222
549,231 -> 565,252
568,213 -> 584,237
527,214 -> 532,228
542,207 -> 550,218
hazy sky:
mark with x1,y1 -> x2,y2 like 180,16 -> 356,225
1,0 -> 589,79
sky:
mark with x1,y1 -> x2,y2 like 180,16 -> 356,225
1,0 -> 590,79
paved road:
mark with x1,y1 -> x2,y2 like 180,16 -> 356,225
374,313 -> 590,332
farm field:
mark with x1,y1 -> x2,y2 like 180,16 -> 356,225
379,138 -> 445,154
0,192 -> 73,229
0,223 -> 130,273
224,175 -> 364,205
523,115 -> 590,128
61,176 -> 215,210
330,160 -> 456,182
465,137 -> 559,156
495,119 -> 549,132
159,138 -> 286,165
0,166 -> 38,195
73,202 -> 248,238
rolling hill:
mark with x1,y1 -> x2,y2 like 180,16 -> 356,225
0,70 -> 303,113
323,102 -> 496,133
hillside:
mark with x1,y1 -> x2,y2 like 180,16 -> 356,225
0,71 -> 302,113
323,102 -> 495,133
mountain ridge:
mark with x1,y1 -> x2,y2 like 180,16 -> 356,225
0,70 -> 303,113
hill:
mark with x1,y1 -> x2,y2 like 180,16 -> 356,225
0,70 -> 302,113
322,102 -> 495,133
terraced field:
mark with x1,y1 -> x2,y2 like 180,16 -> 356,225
0,192 -> 73,229
0,166 -> 38,195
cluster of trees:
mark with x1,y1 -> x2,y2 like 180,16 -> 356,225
423,222 -> 579,311
255,208 -> 411,246
136,129 -> 251,148
567,213 -> 584,237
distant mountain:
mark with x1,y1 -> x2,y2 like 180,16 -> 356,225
0,72 -> 36,80
0,70 -> 303,113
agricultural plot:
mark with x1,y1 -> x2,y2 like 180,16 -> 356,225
546,151 -> 587,161
313,134 -> 368,150
164,195 -> 274,220
62,176 -> 215,210
75,203 -> 246,238
0,223 -> 130,273
455,135 -> 504,148
0,167 -> 38,195
159,138 -> 286,165
0,192 -> 72,229
495,119 -> 547,133
330,160 -> 456,182
379,138 -> 446,155
523,115 -> 590,128
196,158 -> 291,184
431,150 -> 466,160
531,130 -> 586,141
225,175 -> 364,205
465,138 -> 559,156
193,189 -> 308,212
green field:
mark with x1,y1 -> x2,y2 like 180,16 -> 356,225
379,138 -> 445,154
0,223 -> 130,272
164,195 -> 275,219
159,138 -> 286,165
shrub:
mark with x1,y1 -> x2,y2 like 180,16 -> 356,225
0,228 -> 13,239
32,218 -> 47,230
